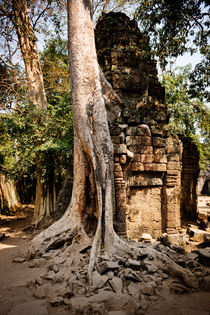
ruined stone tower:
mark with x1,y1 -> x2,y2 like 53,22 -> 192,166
96,13 -> 193,239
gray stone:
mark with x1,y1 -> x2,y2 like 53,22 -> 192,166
109,277 -> 123,293
42,252 -> 53,260
140,233 -> 152,242
124,268 -> 141,282
49,296 -> 64,306
198,248 -> 210,259
139,282 -> 156,295
143,262 -> 159,274
44,270 -> 56,281
164,233 -> 187,246
185,260 -> 198,269
127,282 -> 140,297
51,264 -> 59,273
13,257 -> 26,263
33,285 -> 49,299
97,261 -> 119,274
127,259 -> 141,270
170,244 -> 185,254
186,252 -> 199,260
59,286 -> 74,298
54,256 -> 66,265
28,258 -> 46,268
92,271 -> 108,290
188,228 -> 210,242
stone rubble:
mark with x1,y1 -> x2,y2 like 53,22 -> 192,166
21,235 -> 209,314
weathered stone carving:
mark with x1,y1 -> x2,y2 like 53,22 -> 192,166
96,12 -> 193,239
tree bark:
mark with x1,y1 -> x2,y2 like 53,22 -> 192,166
30,0 -> 198,289
11,0 -> 55,224
0,168 -> 19,214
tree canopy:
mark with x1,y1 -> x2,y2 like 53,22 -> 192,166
160,65 -> 210,169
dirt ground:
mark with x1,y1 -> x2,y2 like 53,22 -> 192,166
0,206 -> 210,315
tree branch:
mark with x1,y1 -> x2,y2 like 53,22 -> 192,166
32,4 -> 49,31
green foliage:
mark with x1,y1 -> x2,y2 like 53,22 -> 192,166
0,37 -> 73,184
134,0 -> 210,101
160,65 -> 210,169
134,0 -> 209,64
0,98 -> 73,182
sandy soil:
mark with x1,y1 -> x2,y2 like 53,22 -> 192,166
0,206 -> 210,315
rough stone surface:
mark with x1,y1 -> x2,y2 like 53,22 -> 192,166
96,12 -> 197,240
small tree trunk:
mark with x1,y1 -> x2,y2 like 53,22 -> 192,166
0,169 -> 19,214
12,0 -> 55,223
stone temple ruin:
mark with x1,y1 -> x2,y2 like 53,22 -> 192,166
95,13 -> 200,240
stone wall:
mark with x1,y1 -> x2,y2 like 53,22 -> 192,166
96,13 -> 184,239
181,137 -> 200,222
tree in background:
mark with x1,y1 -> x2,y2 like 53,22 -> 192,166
134,0 -> 209,100
160,65 -> 210,169
0,35 -> 73,218
0,0 -> 71,223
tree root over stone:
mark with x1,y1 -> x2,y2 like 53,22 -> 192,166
29,214 -> 198,292
27,228 -> 206,314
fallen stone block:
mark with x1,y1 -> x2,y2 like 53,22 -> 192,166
188,228 -> 210,243
97,261 -> 119,274
13,257 -> 26,263
92,271 -> 109,290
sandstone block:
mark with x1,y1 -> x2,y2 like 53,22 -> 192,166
109,277 -> 123,293
167,153 -> 180,161
140,154 -> 154,163
114,144 -> 127,154
148,178 -> 163,186
126,126 -> 138,136
152,137 -> 166,147
92,271 -> 108,290
144,163 -> 166,172
114,171 -> 124,179
137,124 -> 151,136
131,162 -> 144,171
128,174 -> 163,186
126,136 -> 152,146
167,161 -> 181,171
151,126 -> 164,136
97,261 -> 119,274
163,233 -> 187,246
139,282 -> 156,295
127,145 -> 153,154
166,137 -> 182,154
154,148 -> 167,163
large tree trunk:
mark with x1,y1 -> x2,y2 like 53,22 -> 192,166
12,0 -> 55,224
30,0 -> 198,289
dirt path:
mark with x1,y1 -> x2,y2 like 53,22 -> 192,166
0,207 -> 210,315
